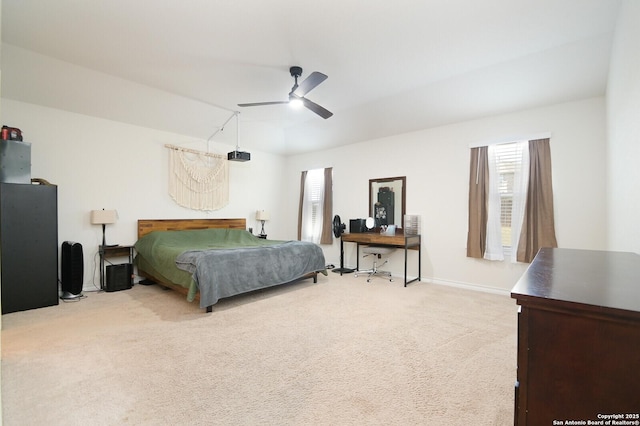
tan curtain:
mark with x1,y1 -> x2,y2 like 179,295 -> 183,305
320,167 -> 333,244
466,146 -> 489,258
517,138 -> 558,263
297,170 -> 307,240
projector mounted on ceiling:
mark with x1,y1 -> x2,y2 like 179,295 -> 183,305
227,150 -> 250,162
210,111 -> 250,162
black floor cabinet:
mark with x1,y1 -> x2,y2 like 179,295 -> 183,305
1,183 -> 59,314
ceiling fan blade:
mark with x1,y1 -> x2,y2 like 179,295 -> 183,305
302,97 -> 333,119
293,72 -> 328,97
238,101 -> 289,107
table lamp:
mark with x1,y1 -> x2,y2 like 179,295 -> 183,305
256,210 -> 270,237
91,209 -> 118,248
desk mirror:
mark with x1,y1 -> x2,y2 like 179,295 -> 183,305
369,176 -> 406,229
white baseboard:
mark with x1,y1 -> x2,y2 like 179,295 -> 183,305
426,277 -> 511,296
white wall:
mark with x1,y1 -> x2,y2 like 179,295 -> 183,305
607,0 -> 640,254
0,35 -> 612,295
285,97 -> 608,292
1,99 -> 288,291
2,89 -> 609,295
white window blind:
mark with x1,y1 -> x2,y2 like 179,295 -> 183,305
495,143 -> 522,246
301,169 -> 325,243
486,141 -> 529,262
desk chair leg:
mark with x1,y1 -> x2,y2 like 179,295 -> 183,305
355,254 -> 393,283
366,259 -> 393,283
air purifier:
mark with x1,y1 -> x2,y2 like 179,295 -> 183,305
61,241 -> 84,300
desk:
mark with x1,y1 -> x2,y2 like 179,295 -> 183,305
340,232 -> 421,286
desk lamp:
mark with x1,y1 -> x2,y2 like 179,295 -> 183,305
91,209 -> 118,248
256,210 -> 270,237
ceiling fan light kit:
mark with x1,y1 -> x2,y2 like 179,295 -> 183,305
238,66 -> 333,119
288,96 -> 304,109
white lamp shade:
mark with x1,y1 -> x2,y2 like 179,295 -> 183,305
90,209 -> 118,225
256,210 -> 270,221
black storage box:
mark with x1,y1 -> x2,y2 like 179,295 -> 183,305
106,263 -> 133,292
0,139 -> 31,184
350,219 -> 367,233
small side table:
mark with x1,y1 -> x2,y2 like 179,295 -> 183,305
99,245 -> 134,290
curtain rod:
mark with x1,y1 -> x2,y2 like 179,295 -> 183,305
164,144 -> 225,159
469,132 -> 551,148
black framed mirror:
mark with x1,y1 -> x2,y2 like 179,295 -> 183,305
369,176 -> 406,229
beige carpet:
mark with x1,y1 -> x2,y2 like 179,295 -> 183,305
2,272 -> 516,425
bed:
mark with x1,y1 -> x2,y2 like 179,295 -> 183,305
134,218 -> 326,312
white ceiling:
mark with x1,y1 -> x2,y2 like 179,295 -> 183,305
1,0 -> 621,155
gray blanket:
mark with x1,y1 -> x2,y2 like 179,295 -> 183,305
175,241 -> 326,308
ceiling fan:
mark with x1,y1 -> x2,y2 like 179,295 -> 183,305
238,66 -> 333,119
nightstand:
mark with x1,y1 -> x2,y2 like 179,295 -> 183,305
99,245 -> 134,290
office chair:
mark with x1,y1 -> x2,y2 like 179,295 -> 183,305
355,245 -> 395,282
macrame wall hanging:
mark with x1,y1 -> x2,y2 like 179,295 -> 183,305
165,144 -> 229,211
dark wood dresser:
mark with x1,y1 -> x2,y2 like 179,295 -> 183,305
511,248 -> 640,425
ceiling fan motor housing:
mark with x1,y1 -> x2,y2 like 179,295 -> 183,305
289,66 -> 303,78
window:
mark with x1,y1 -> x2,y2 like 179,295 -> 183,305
495,143 -> 523,246
300,168 -> 326,243
485,141 -> 528,261
467,137 -> 557,263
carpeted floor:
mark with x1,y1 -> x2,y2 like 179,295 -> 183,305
2,272 -> 516,425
